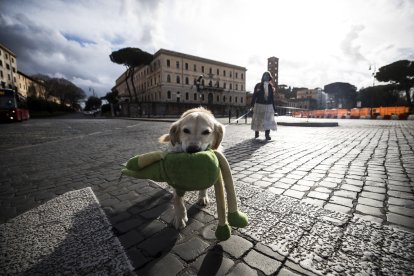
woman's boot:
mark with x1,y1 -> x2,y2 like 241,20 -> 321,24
265,130 -> 271,140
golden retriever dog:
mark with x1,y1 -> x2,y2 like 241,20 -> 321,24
159,107 -> 224,229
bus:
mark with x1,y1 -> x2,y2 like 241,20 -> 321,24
0,88 -> 30,122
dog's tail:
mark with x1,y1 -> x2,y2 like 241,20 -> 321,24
159,134 -> 171,144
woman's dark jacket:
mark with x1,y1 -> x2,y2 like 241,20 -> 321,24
251,82 -> 275,110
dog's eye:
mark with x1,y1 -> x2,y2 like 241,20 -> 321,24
183,128 -> 190,134
202,130 -> 211,135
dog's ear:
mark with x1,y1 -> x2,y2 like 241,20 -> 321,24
158,134 -> 170,144
211,122 -> 224,150
168,121 -> 180,146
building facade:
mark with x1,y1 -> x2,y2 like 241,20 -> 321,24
288,88 -> 327,110
16,71 -> 58,102
113,49 -> 247,116
0,43 -> 18,90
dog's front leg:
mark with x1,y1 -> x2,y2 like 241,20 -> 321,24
197,189 -> 210,206
172,190 -> 188,229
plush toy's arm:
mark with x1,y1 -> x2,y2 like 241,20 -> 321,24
126,151 -> 167,171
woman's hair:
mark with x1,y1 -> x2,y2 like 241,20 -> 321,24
261,71 -> 273,82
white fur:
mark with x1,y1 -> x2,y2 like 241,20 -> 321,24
159,108 -> 224,229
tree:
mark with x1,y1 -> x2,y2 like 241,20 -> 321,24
109,47 -> 153,103
358,84 -> 401,107
324,82 -> 357,109
84,96 -> 102,111
375,60 -> 414,113
101,91 -> 119,116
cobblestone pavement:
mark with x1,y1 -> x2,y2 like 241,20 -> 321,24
1,115 -> 413,275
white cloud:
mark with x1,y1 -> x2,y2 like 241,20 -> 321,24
0,0 -> 413,97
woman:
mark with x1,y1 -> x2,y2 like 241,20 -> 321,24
250,71 -> 277,140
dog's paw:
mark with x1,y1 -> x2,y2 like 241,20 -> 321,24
197,196 -> 210,206
172,215 -> 188,229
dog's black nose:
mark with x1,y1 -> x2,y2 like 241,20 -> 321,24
186,145 -> 201,153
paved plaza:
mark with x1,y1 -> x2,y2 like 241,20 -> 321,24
0,115 -> 413,275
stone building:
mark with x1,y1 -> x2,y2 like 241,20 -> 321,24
0,43 -> 18,90
113,49 -> 248,116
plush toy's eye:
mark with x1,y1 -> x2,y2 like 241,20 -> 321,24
183,128 -> 190,134
202,130 -> 211,135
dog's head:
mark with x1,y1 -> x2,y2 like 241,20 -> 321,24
159,107 -> 224,153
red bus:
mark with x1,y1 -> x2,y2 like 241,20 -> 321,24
0,88 -> 30,122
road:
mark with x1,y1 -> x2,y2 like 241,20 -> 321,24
1,114 -> 413,275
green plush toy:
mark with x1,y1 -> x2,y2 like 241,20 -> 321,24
121,149 -> 248,241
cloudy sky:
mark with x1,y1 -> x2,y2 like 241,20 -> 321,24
1,0 -> 413,97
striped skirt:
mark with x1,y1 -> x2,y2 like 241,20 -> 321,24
251,104 -> 277,131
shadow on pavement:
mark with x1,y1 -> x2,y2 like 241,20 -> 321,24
224,138 -> 271,163
197,245 -> 224,276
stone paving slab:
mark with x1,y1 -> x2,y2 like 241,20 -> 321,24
0,187 -> 133,275
156,179 -> 414,275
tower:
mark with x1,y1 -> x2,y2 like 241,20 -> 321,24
267,56 -> 279,91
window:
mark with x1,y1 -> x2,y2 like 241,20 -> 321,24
217,69 -> 219,75
230,96 -> 232,103
185,77 -> 189,85
185,63 -> 189,70
185,93 -> 189,100
176,76 -> 180,83
235,97 -> 238,103
167,90 -> 171,99
201,66 -> 204,73
230,72 -> 232,78
236,84 -> 238,90
194,93 -> 197,100
176,61 -> 179,69
167,74 -> 171,82
0,60 -> 2,67
230,83 -> 232,90
223,96 -> 226,102
223,70 -> 226,77
0,71 -> 2,78
209,67 -> 212,74
194,64 -> 197,71
241,85 -> 244,91
167,59 -> 170,67
241,73 -> 244,80
235,72 -> 238,78
216,95 -> 219,102
224,83 -> 226,89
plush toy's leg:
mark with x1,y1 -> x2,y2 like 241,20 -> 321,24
214,151 -> 248,228
214,175 -> 231,241
172,190 -> 188,229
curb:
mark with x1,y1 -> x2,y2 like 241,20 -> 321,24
277,122 -> 339,127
